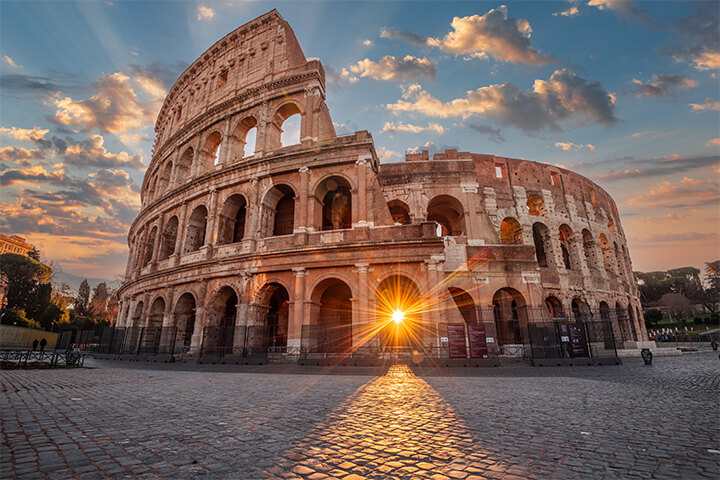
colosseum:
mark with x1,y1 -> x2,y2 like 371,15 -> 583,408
115,10 -> 652,363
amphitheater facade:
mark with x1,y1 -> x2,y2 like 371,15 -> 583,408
116,10 -> 651,356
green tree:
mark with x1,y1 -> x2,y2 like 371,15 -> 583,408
643,309 -> 663,328
0,308 -> 40,329
0,253 -> 51,311
27,247 -> 41,262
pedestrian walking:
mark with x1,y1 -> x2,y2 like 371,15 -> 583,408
39,338 -> 47,352
32,339 -> 39,351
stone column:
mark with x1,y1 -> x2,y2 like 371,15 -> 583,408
297,167 -> 310,233
190,306 -> 204,353
354,155 -> 370,227
354,263 -> 370,347
173,201 -> 189,265
247,178 -> 260,249
219,116 -> 233,166
206,189 -> 219,246
150,214 -> 164,270
162,288 -> 174,328
190,134 -> 203,177
288,267 -> 306,350
461,183 -> 480,244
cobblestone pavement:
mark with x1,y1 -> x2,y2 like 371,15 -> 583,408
1,353 -> 718,479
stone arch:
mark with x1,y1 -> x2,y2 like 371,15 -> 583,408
176,147 -> 193,184
500,217 -> 523,245
261,184 -> 296,237
558,224 -> 578,270
448,287 -> 478,324
315,175 -> 352,231
532,222 -> 553,268
254,282 -> 290,349
131,301 -> 144,327
184,205 -> 208,253
310,278 -> 353,353
200,130 -> 223,171
159,216 -> 178,261
545,296 -> 564,320
597,300 -> 615,348
142,226 -> 158,267
526,194 -> 546,217
268,101 -> 303,150
599,233 -> 614,273
387,199 -> 411,225
202,286 -> 239,355
157,161 -> 173,195
427,195 -> 466,236
174,292 -> 196,349
376,274 -> 422,347
614,242 -> 626,278
572,298 -> 592,322
608,217 -> 616,236
148,296 -> 165,328
492,288 -> 527,346
233,116 -> 258,159
582,229 -> 599,270
615,301 -> 631,342
217,194 -> 247,244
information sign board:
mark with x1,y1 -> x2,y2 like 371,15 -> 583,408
468,324 -> 488,358
447,324 -> 467,358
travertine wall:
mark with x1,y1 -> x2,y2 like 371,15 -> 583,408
117,10 -> 648,354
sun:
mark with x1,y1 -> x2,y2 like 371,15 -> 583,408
391,309 -> 405,324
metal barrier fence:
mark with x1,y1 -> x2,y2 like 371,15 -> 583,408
654,333 -> 720,344
527,320 -> 618,359
199,326 -> 270,358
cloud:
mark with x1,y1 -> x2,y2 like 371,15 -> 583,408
376,146 -> 402,162
49,72 -> 161,134
0,147 -> 44,165
2,55 -> 21,68
0,166 -> 65,186
387,69 -> 617,132
707,138 -> 720,147
340,56 -> 436,83
0,126 -> 49,141
554,141 -> 595,152
588,0 -> 658,28
197,5 -> 214,21
630,213 -> 681,226
466,123 -> 506,144
60,135 -> 146,169
554,3 -> 579,17
632,74 -> 697,97
627,178 -> 720,207
0,73 -> 82,97
363,39 -> 373,46
591,153 -> 720,182
631,231 -> 719,245
380,28 -> 428,46
689,98 -> 720,111
406,141 -> 459,157
381,121 -> 445,135
665,6 -> 719,71
332,120 -> 358,135
427,6 -> 557,65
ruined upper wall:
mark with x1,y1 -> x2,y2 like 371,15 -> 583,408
152,9 -> 327,156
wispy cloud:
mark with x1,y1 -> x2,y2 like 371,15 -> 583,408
690,98 -> 720,111
632,74 -> 697,97
554,141 -> 595,152
197,5 -> 214,21
591,153 -> 720,182
627,177 -> 720,207
588,0 -> 658,28
2,55 -> 21,69
382,121 -> 445,135
466,123 -> 506,144
0,126 -> 49,141
340,56 -> 436,83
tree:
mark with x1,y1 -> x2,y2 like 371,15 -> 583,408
644,309 -> 663,329
27,247 -> 41,261
658,293 -> 694,324
76,279 -> 91,315
0,308 -> 40,329
702,260 -> 720,313
0,253 -> 51,311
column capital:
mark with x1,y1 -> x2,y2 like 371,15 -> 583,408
354,262 -> 370,273
356,154 -> 372,166
292,267 -> 307,277
299,166 -> 311,174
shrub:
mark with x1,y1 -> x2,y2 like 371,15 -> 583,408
0,308 -> 40,329
694,316 -> 703,325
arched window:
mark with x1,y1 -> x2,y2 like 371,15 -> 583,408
427,195 -> 465,236
176,147 -> 193,183
492,288 -> 526,345
614,242 -> 626,278
582,229 -> 599,270
599,233 -> 614,273
532,222 -> 553,268
526,194 -> 546,216
573,298 -> 592,322
448,287 -> 478,324
157,161 -> 173,195
311,279 -> 353,353
148,297 -> 165,328
269,103 -> 302,150
203,287 -> 238,356
500,217 -> 523,245
608,217 -> 616,236
201,131 -> 222,170
281,114 -> 301,147
261,185 -> 295,237
184,205 -> 208,253
558,224 -> 576,270
545,296 -> 564,321
387,200 -> 411,225
233,117 -> 257,160
159,216 -> 178,261
174,293 -> 196,348
318,176 -> 352,230
142,226 -> 157,267
217,194 -> 247,244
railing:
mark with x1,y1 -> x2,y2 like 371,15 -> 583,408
0,350 -> 85,368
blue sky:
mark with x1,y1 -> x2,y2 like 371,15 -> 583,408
1,0 -> 718,283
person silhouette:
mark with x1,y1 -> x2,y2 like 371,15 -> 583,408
39,338 -> 47,352
32,339 -> 39,351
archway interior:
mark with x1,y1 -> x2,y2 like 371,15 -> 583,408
317,281 -> 352,353
427,195 -> 464,237
492,288 -> 526,345
218,194 -> 247,244
388,200 -> 411,225
375,275 -> 422,348
148,298 -> 165,328
320,177 -> 352,230
174,293 -> 196,348
448,287 -> 477,324
266,284 -> 289,348
545,296 -> 564,321
500,218 -> 523,245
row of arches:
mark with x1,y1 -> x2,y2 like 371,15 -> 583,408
525,193 -> 619,235
500,217 -> 632,279
145,104 -> 303,204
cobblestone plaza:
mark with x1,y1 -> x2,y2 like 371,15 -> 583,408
1,353 -> 718,479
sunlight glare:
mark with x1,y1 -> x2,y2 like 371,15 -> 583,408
391,309 -> 405,324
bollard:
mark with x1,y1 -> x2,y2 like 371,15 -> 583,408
641,348 -> 652,365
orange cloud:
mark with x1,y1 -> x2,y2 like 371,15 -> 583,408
341,56 -> 436,83
0,126 -> 49,141
627,178 -> 719,207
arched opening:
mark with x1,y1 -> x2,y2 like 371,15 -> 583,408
146,176 -> 157,203
582,229 -> 599,270
148,297 -> 165,328
159,216 -> 178,261
627,304 -> 637,341
262,283 -> 289,349
268,102 -> 302,150
493,288 -> 526,346
558,224 -> 576,270
572,298 -> 592,322
387,200 -> 411,225
131,301 -> 144,327
184,205 -> 208,253
261,184 -> 295,237
597,301 -> 614,348
174,293 -> 196,349
376,275 -> 421,348
500,217 -> 523,245
615,302 -> 630,342
532,222 -> 553,268
545,296 -> 564,321
318,176 -> 352,230
202,131 -> 223,170
203,286 -> 238,355
312,279 -> 353,353
157,162 -> 173,195
217,194 -> 247,245
599,234 -> 614,273
614,242 -> 626,278
142,226 -> 157,267
608,217 -> 616,236
526,194 -> 546,217
176,147 -> 193,183
448,287 -> 478,324
281,114 -> 301,147
233,116 -> 258,160
427,195 -> 465,236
